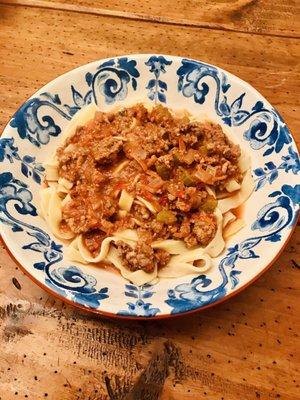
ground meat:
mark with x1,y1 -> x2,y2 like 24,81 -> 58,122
180,126 -> 199,147
170,218 -> 191,239
137,227 -> 153,244
198,123 -> 241,164
138,123 -> 171,157
138,209 -> 217,249
125,103 -> 149,123
174,188 -> 207,213
184,211 -> 217,248
57,146 -> 107,185
116,241 -> 170,273
155,249 -> 171,269
55,103 -> 242,273
91,136 -> 123,165
165,182 -> 208,213
149,104 -> 173,125
155,153 -> 174,169
147,220 -> 168,240
62,196 -> 101,233
82,229 -> 106,256
131,203 -> 151,221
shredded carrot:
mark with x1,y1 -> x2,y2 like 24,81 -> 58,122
141,189 -> 154,201
114,181 -> 126,191
159,195 -> 168,206
146,170 -> 161,179
176,190 -> 185,199
178,137 -> 186,152
152,199 -> 162,212
113,189 -> 121,199
133,157 -> 148,171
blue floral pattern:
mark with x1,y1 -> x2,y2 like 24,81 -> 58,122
243,104 -> 291,156
166,184 -> 299,314
177,59 -> 292,156
10,93 -> 71,147
145,56 -> 172,103
0,172 -> 37,231
0,172 -> 109,309
253,146 -> 300,190
10,57 -> 139,147
118,284 -> 160,317
45,266 -> 109,308
63,85 -> 93,117
177,59 -> 230,108
86,57 -> 140,105
0,138 -> 44,184
166,273 -> 228,314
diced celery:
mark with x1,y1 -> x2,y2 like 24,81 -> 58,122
156,209 -> 177,224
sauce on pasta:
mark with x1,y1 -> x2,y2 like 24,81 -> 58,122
40,103 -> 254,285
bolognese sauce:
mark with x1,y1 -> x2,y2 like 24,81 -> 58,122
55,104 -> 242,273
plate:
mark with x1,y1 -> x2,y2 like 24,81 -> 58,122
1,54 -> 299,319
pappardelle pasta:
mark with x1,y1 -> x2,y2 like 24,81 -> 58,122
40,103 -> 254,285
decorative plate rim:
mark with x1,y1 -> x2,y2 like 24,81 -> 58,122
1,220 -> 297,320
1,54 -> 299,319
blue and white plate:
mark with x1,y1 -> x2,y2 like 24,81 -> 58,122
1,55 -> 299,319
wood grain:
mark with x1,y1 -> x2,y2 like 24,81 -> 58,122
0,231 -> 299,400
1,0 -> 300,38
0,5 -> 299,143
0,3 -> 299,400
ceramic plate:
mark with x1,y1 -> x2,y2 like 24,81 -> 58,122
1,54 -> 299,319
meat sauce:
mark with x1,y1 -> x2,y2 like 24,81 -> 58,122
57,104 -> 242,272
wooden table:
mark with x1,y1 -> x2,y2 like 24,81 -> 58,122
0,1 -> 299,399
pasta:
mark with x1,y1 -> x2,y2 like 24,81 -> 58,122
39,103 -> 254,285
39,186 -> 75,240
218,169 -> 254,214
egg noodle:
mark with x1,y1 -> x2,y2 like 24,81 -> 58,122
39,103 -> 254,285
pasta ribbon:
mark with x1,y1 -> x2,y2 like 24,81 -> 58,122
218,169 -> 254,214
39,103 -> 254,285
39,186 -> 75,240
119,189 -> 134,212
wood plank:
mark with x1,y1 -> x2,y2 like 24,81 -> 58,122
0,4 -> 299,400
0,4 -> 299,145
1,0 -> 300,38
0,230 -> 299,400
